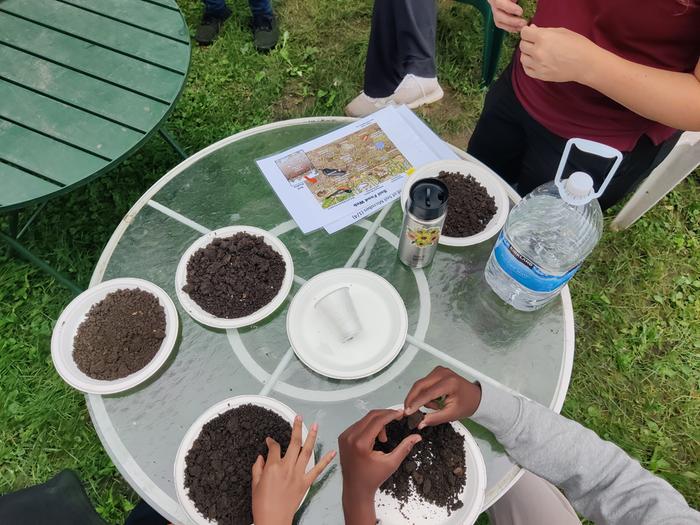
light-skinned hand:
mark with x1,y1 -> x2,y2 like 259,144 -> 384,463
339,409 -> 422,525
488,0 -> 527,33
251,415 -> 336,525
519,24 -> 601,84
403,366 -> 482,428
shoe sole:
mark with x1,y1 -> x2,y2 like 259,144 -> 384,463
405,86 -> 444,110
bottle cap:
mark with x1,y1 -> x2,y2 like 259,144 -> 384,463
560,171 -> 595,205
408,178 -> 449,220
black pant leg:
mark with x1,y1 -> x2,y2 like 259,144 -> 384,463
467,64 -> 529,186
364,0 -> 437,97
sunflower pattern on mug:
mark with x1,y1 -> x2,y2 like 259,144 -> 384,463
406,226 -> 440,247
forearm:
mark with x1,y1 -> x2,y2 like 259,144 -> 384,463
343,487 -> 376,525
582,49 -> 700,131
472,382 -> 700,525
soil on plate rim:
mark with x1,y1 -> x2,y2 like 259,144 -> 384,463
184,404 -> 292,525
72,288 -> 166,380
182,232 -> 286,319
374,411 -> 467,515
437,170 -> 497,237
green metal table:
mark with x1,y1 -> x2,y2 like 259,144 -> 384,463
87,117 -> 574,524
0,0 -> 191,292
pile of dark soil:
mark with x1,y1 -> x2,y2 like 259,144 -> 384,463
184,404 -> 292,525
182,233 -> 286,319
374,411 -> 466,514
437,171 -> 497,237
73,288 -> 166,380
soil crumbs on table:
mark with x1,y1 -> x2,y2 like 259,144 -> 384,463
73,288 -> 166,380
438,170 -> 497,237
183,232 -> 286,319
375,411 -> 466,515
184,404 -> 292,525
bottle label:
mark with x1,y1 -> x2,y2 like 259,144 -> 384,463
406,225 -> 441,247
493,231 -> 580,293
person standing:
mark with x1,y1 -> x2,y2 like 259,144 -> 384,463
194,0 -> 280,51
345,0 -> 444,117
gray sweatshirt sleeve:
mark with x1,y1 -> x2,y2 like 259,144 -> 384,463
471,382 -> 699,525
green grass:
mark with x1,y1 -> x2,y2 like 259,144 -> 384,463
1,0 -> 698,522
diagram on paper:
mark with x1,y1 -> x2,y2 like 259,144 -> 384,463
274,123 -> 411,209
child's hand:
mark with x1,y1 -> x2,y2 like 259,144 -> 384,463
488,0 -> 527,33
338,409 -> 422,524
251,416 -> 336,525
403,366 -> 482,428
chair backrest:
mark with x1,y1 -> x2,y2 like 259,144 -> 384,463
0,470 -> 108,525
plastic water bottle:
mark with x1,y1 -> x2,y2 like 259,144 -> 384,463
485,138 -> 623,311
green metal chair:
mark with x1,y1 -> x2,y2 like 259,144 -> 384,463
456,0 -> 506,85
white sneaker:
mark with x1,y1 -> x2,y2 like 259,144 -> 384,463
344,92 -> 395,117
344,75 -> 444,118
392,74 -> 444,109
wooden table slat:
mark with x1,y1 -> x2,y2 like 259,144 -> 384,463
141,0 -> 181,11
0,14 -> 183,102
0,46 -> 169,132
58,0 -> 189,43
1,0 -> 190,73
0,162 -> 63,208
0,80 -> 145,160
0,120 -> 110,185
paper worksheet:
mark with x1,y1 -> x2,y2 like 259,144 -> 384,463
256,106 -> 459,234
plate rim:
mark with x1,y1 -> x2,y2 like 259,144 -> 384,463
286,268 -> 409,380
174,225 -> 295,329
50,277 -> 179,395
401,159 -> 510,247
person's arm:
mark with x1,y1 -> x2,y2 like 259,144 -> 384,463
404,367 -> 700,525
519,25 -> 700,131
472,381 -> 700,525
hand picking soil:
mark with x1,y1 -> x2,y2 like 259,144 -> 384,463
72,288 -> 166,380
374,411 -> 466,514
182,232 -> 286,319
437,171 -> 497,237
184,404 -> 292,525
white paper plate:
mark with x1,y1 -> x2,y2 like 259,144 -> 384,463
51,278 -> 179,395
286,268 -> 408,380
376,406 -> 487,525
174,395 -> 313,525
401,160 -> 510,247
175,226 -> 294,329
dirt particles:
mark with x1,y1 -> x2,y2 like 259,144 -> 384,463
437,170 -> 497,237
182,233 -> 286,319
374,411 -> 466,514
72,288 -> 166,380
184,404 -> 292,525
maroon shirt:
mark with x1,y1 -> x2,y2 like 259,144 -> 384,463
512,1 -> 700,151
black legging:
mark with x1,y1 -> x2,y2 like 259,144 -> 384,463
467,63 -> 680,210
363,0 -> 437,97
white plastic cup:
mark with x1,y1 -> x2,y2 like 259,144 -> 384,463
314,286 -> 362,342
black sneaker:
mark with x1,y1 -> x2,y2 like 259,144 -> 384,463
195,9 -> 232,46
252,14 -> 279,52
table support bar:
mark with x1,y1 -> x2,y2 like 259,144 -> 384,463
259,347 -> 295,396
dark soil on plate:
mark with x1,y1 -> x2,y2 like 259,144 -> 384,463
374,411 -> 466,514
437,171 -> 497,237
73,288 -> 166,380
182,232 -> 286,319
184,404 -> 292,525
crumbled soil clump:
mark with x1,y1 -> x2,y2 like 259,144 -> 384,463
73,288 -> 166,380
184,404 -> 292,525
437,171 -> 497,237
374,411 -> 466,513
182,233 -> 286,319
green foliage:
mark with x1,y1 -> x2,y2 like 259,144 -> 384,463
0,0 -> 697,522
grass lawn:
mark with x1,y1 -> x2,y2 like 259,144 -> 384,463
1,0 -> 698,522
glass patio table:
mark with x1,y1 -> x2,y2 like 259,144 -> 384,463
87,117 -> 574,524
